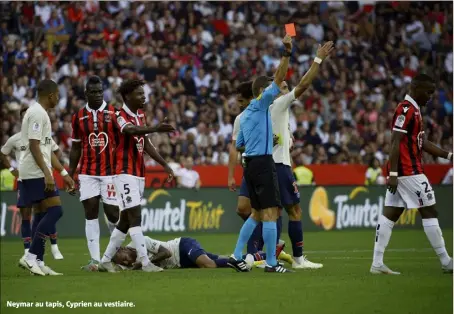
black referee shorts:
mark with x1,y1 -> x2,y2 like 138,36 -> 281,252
243,155 -> 281,210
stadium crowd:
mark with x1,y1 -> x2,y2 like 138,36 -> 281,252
1,1 -> 453,168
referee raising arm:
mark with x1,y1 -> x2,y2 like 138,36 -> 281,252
227,34 -> 293,273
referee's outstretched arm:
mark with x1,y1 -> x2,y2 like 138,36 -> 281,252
273,35 -> 293,86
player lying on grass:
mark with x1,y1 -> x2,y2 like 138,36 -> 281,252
111,236 -> 287,270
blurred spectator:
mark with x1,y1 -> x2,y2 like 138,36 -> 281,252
176,157 -> 201,190
0,1 -> 452,170
365,158 -> 385,186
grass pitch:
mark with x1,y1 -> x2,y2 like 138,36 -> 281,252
1,230 -> 452,314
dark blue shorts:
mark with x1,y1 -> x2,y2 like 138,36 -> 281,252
17,178 -> 60,209
239,176 -> 249,198
275,163 -> 300,207
179,237 -> 207,268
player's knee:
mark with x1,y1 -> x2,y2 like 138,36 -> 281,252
418,206 -> 438,219
261,207 -> 279,222
286,205 -> 302,221
196,255 -> 217,268
20,208 -> 32,220
104,204 -> 120,223
237,198 -> 251,218
383,206 -> 404,222
83,198 -> 100,219
126,206 -> 141,227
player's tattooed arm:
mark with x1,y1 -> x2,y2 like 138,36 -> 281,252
387,131 -> 405,194
144,137 -> 174,182
68,141 -> 82,178
422,140 -> 453,161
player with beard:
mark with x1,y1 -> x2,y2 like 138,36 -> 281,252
371,74 -> 453,274
69,76 -> 121,271
98,79 -> 175,273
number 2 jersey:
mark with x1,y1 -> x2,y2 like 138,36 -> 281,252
71,102 -> 118,176
387,94 -> 424,177
113,104 -> 146,177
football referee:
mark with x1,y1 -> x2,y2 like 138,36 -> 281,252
227,34 -> 293,274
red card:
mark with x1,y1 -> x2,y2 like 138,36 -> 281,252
285,23 -> 296,37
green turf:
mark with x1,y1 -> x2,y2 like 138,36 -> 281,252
1,230 -> 452,314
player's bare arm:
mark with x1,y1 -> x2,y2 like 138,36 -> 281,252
273,35 -> 293,86
422,140 -> 453,162
387,131 -> 404,194
144,137 -> 174,182
294,42 -> 334,99
68,141 -> 82,178
121,117 -> 176,136
0,152 -> 18,177
51,151 -> 75,194
228,140 -> 238,191
29,139 -> 54,192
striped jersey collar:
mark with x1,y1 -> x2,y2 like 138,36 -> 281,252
86,101 -> 107,112
122,103 -> 138,117
404,94 -> 419,110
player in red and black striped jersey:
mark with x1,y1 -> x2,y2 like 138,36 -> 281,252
371,74 -> 453,275
98,79 -> 175,273
69,76 -> 120,271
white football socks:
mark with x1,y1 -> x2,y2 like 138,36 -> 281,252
129,226 -> 150,267
372,215 -> 394,267
101,228 -> 127,263
422,218 -> 451,266
85,219 -> 100,262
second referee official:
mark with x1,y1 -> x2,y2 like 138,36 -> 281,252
227,34 -> 293,274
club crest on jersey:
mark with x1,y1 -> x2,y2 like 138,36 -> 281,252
88,132 -> 109,154
104,112 -> 112,123
133,137 -> 144,154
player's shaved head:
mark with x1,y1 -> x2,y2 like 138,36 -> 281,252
410,73 -> 435,106
86,75 -> 102,89
252,75 -> 272,98
37,79 -> 58,97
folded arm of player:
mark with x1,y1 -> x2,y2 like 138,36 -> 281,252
144,136 -> 174,182
294,41 -> 334,99
0,137 -> 19,177
132,245 -> 172,270
422,139 -> 453,162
